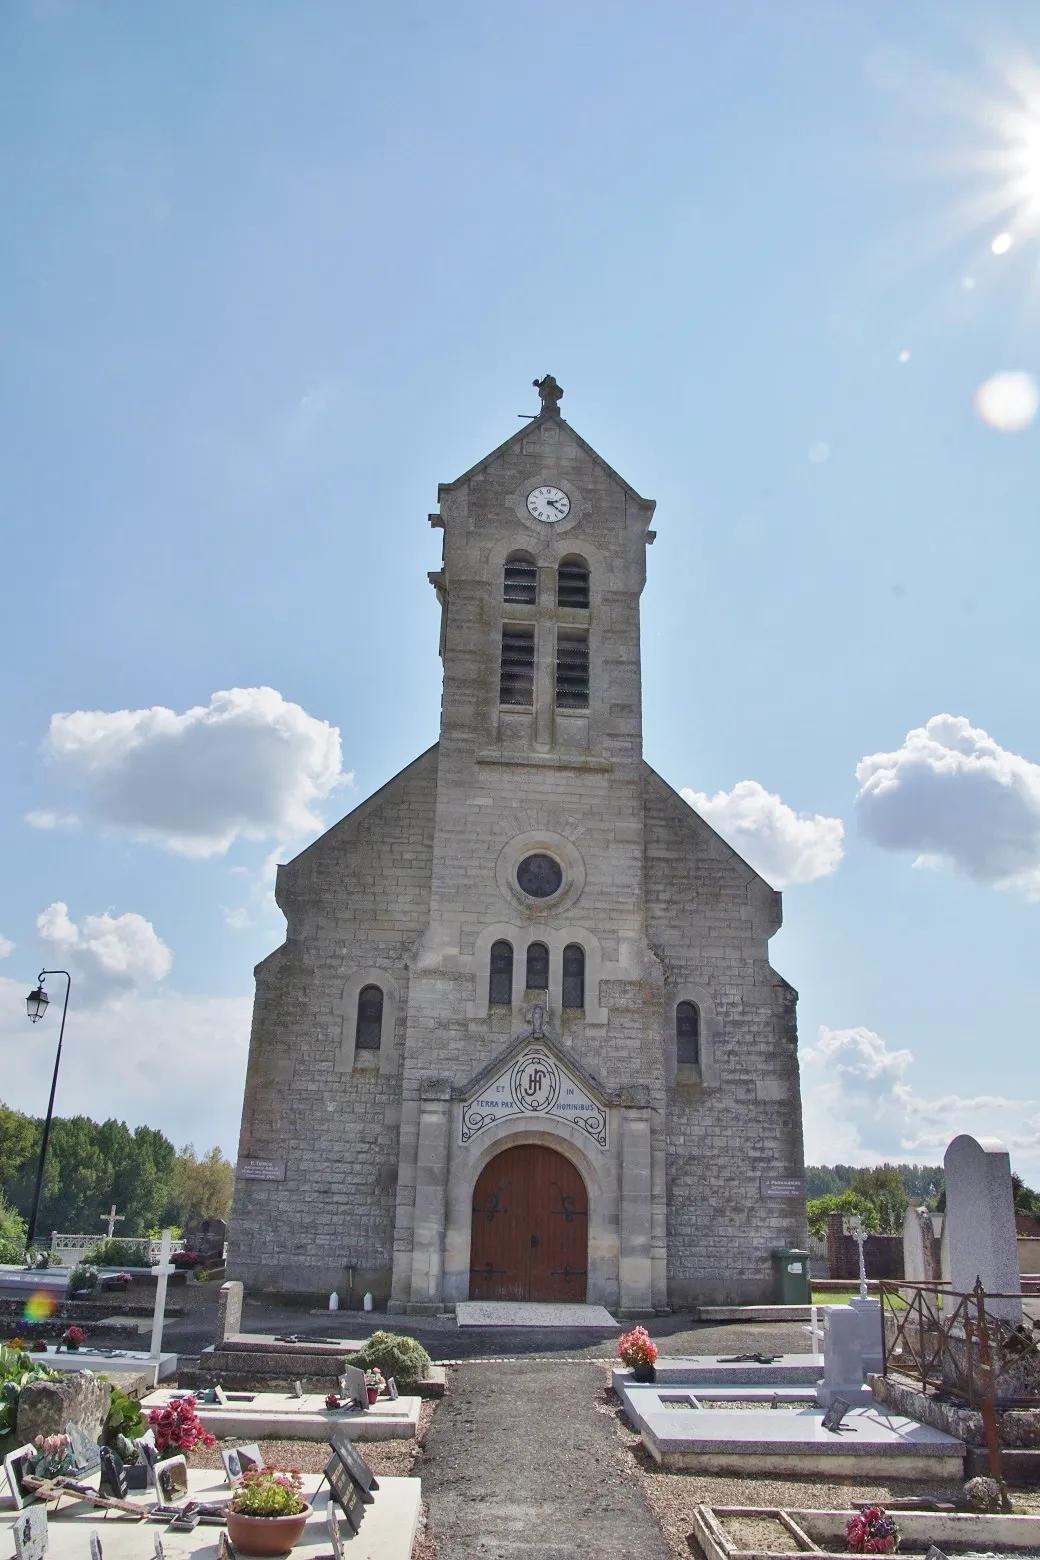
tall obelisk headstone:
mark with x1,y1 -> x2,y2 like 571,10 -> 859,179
944,1134 -> 1021,1325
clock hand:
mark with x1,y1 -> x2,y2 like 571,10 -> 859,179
546,497 -> 562,510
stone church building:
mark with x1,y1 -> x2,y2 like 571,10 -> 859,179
229,382 -> 806,1312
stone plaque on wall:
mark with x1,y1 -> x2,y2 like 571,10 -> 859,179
760,1175 -> 806,1199
238,1159 -> 286,1181
461,1046 -> 607,1148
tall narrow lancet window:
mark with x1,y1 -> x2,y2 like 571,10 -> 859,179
557,557 -> 590,608
676,1001 -> 700,1065
355,985 -> 384,1051
489,941 -> 514,1007
555,630 -> 589,708
525,941 -> 550,992
500,625 -> 535,706
562,944 -> 585,1010
504,552 -> 537,604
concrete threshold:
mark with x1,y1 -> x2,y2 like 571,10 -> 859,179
696,1304 -> 811,1322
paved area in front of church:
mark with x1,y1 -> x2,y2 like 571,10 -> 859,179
455,1300 -> 618,1327
417,1357 -> 672,1560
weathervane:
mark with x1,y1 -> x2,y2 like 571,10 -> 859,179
532,374 -> 563,417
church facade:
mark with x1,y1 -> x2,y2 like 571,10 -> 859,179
229,385 -> 807,1311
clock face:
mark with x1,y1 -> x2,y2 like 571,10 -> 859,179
526,485 -> 571,523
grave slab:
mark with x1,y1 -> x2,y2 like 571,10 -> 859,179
142,1388 -> 421,1441
28,1345 -> 176,1385
0,1467 -> 421,1560
455,1300 -> 617,1327
618,1384 -> 817,1433
612,1354 -> 823,1397
691,1505 -> 1040,1560
640,1403 -> 964,1478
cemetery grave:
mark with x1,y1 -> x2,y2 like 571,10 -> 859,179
141,1383 -> 422,1441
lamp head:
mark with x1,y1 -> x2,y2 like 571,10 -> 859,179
26,985 -> 49,1024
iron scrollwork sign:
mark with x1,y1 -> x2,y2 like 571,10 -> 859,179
461,1046 -> 607,1148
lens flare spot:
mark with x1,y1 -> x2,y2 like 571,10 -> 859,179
808,442 -> 830,464
962,276 -> 977,290
991,231 -> 1014,255
23,1290 -> 59,1323
898,349 -> 911,363
974,371 -> 1039,431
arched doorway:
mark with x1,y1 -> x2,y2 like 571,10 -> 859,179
469,1143 -> 588,1301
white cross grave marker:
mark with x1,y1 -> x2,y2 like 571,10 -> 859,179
150,1228 -> 175,1362
847,1214 -> 869,1300
100,1204 -> 124,1240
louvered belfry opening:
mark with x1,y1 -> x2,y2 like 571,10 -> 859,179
500,625 -> 535,705
355,984 -> 384,1050
555,629 -> 589,708
525,941 -> 550,991
489,940 -> 513,1006
562,944 -> 585,1010
676,1001 -> 700,1064
557,556 -> 590,608
504,552 -> 537,604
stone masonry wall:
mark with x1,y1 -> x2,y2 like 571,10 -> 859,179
228,748 -> 439,1296
643,768 -> 807,1305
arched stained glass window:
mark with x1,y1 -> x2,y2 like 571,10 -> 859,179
489,941 -> 513,1007
676,1000 -> 700,1065
562,944 -> 585,1010
356,985 -> 384,1050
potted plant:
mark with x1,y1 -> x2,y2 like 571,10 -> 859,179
365,1369 -> 385,1405
61,1326 -> 87,1352
147,1394 -> 216,1457
227,1468 -> 311,1556
845,1506 -> 900,1553
618,1326 -> 658,1383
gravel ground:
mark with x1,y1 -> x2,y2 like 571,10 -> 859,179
185,1398 -> 437,1480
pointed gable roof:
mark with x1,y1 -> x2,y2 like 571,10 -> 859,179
438,410 -> 655,509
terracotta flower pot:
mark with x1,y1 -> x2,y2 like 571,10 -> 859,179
226,1505 -> 312,1556
367,1387 -> 379,1405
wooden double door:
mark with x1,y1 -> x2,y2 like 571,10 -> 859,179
469,1144 -> 588,1302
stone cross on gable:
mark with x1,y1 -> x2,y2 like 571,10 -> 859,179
846,1214 -> 870,1300
100,1204 -> 124,1240
149,1227 -> 175,1362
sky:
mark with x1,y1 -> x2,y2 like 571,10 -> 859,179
2,1 -> 1040,1175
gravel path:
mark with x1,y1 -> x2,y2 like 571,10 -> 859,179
417,1359 -> 670,1559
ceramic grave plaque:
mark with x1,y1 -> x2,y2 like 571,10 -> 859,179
12,1503 -> 47,1560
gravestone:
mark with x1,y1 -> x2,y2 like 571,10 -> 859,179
815,1305 -> 873,1408
338,1364 -> 369,1411
944,1134 -> 1022,1325
848,1295 -> 884,1376
186,1218 -> 227,1266
216,1280 -> 244,1344
903,1205 -> 943,1321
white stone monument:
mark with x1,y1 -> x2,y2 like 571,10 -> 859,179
844,1214 -> 884,1376
903,1204 -> 943,1322
815,1305 -> 873,1408
150,1228 -> 176,1361
944,1134 -> 1022,1325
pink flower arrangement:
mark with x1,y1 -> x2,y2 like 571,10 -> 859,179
846,1507 -> 899,1553
61,1326 -> 86,1348
617,1326 -> 658,1369
147,1395 -> 217,1456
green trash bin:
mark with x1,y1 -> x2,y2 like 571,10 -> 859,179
772,1247 -> 810,1304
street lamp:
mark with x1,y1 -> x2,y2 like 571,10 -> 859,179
23,969 -> 71,1251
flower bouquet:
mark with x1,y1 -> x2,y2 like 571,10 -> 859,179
147,1394 -> 217,1457
365,1369 -> 385,1405
618,1326 -> 658,1382
61,1326 -> 86,1352
29,1434 -> 76,1480
846,1506 -> 900,1553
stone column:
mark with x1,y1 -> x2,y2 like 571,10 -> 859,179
408,1078 -> 453,1313
619,1098 -> 653,1314
944,1134 -> 1022,1325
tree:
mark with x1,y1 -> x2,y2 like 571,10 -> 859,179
850,1165 -> 910,1233
166,1145 -> 234,1230
806,1191 -> 880,1242
0,1193 -> 26,1263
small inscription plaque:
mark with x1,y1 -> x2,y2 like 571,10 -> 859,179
760,1176 -> 806,1199
238,1159 -> 286,1182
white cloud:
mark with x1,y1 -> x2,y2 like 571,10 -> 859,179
25,810 -> 78,831
39,686 -> 349,859
0,938 -> 12,960
855,714 -> 1040,895
680,780 -> 844,886
37,902 -> 172,995
0,976 -> 250,1157
803,1024 -> 1040,1179
222,907 -> 251,931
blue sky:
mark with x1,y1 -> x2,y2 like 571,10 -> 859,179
2,1 -> 1040,1172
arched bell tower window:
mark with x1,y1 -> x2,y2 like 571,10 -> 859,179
557,556 -> 590,608
489,941 -> 513,1006
525,941 -> 549,992
504,552 -> 537,604
676,1000 -> 700,1065
562,944 -> 585,1010
355,985 -> 384,1050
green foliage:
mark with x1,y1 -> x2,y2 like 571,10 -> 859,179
348,1330 -> 432,1386
102,1383 -> 146,1447
806,1191 -> 880,1242
0,1345 -> 59,1455
68,1263 -> 98,1293
806,1164 -> 944,1204
849,1166 -> 911,1233
0,1193 -> 26,1263
168,1145 -> 234,1228
89,1237 -> 148,1268
1013,1174 -> 1040,1219
230,1469 -> 306,1518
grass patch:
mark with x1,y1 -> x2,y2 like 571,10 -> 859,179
811,1288 -> 906,1310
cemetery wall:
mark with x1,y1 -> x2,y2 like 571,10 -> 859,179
827,1212 -> 904,1281
228,747 -> 439,1295
643,771 -> 807,1305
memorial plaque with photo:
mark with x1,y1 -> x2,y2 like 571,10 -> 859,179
329,1431 -> 379,1497
821,1397 -> 854,1434
323,1456 -> 365,1534
4,1444 -> 37,1509
12,1503 -> 47,1560
154,1454 -> 189,1503
338,1364 -> 369,1411
221,1449 -> 242,1485
235,1444 -> 264,1476
98,1448 -> 128,1501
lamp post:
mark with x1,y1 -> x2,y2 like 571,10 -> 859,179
24,969 -> 71,1251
